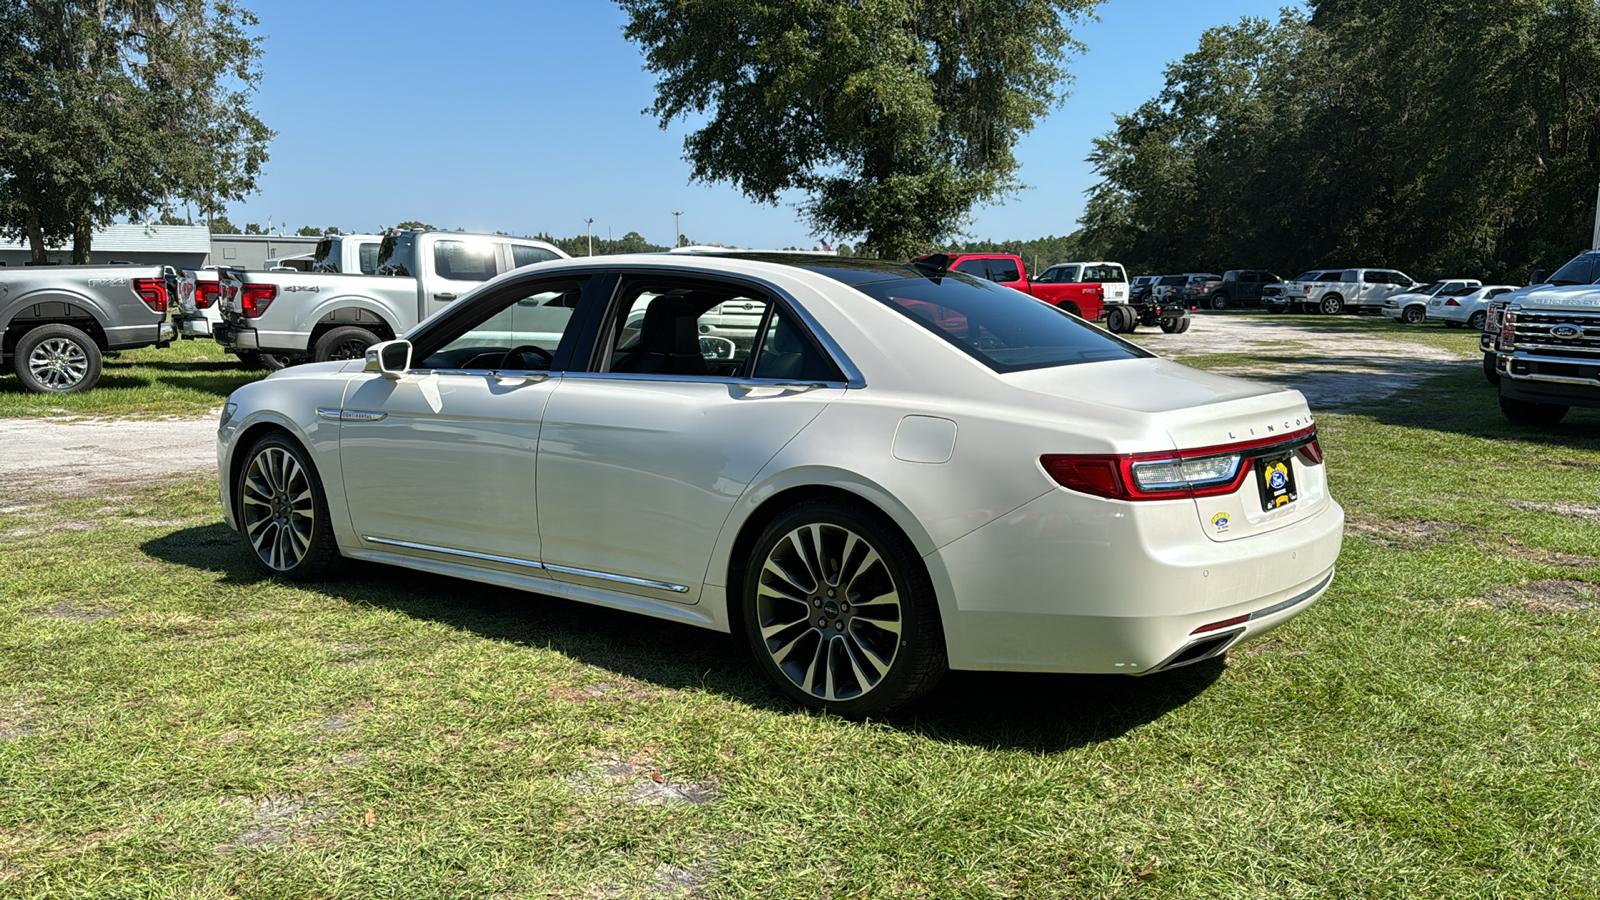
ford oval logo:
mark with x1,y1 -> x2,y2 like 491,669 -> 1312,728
1551,324 -> 1583,339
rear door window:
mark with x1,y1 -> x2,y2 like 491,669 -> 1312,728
988,258 -> 1021,283
511,244 -> 561,268
433,240 -> 498,282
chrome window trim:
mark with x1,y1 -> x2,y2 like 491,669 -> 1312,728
557,370 -> 848,389
360,536 -> 690,594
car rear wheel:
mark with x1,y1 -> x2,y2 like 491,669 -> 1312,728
236,433 -> 340,580
742,499 -> 945,716
1469,311 -> 1487,331
1401,306 -> 1424,324
1105,305 -> 1135,334
312,326 -> 381,363
1319,294 -> 1345,315
14,323 -> 102,394
1160,316 -> 1190,334
1499,395 -> 1568,426
1482,353 -> 1500,385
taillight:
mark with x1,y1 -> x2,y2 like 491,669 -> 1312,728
1041,426 -> 1321,502
133,277 -> 169,313
195,280 -> 222,309
239,283 -> 277,318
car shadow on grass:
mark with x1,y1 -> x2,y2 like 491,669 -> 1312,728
144,523 -> 1226,752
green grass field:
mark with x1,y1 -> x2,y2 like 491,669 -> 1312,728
3,316 -> 1599,897
0,338 -> 259,419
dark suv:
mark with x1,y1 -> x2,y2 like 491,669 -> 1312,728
1205,270 -> 1282,310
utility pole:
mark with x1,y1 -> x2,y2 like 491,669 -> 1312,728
673,211 -> 683,247
585,218 -> 594,256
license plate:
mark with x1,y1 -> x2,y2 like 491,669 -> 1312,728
1256,454 -> 1297,511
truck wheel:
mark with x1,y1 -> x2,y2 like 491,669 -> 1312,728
312,326 -> 380,363
1499,395 -> 1568,426
236,351 -> 265,369
1469,311 -> 1487,331
1401,306 -> 1424,325
1059,301 -> 1083,319
1210,293 -> 1229,311
1482,353 -> 1500,385
13,323 -> 103,394
1319,294 -> 1345,315
1160,317 -> 1190,334
1105,306 -> 1132,334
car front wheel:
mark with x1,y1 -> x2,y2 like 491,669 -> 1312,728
742,499 -> 945,716
236,433 -> 340,579
1482,353 -> 1500,385
1401,306 -> 1424,324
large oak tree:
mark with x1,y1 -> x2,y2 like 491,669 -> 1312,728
0,0 -> 271,263
618,0 -> 1098,259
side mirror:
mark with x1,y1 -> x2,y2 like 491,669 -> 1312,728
1530,269 -> 1548,285
365,339 -> 412,378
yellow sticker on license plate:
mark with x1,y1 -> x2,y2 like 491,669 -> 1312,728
1256,455 -> 1297,510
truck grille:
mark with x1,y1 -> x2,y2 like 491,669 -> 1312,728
1511,310 -> 1600,358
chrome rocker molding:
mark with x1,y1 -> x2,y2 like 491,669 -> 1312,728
360,535 -> 690,593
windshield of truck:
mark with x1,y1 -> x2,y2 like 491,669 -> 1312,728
854,271 -> 1151,373
1546,253 -> 1600,285
358,242 -> 378,274
1083,265 -> 1125,283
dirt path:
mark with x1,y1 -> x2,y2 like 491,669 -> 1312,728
0,417 -> 217,498
1135,314 -> 1474,412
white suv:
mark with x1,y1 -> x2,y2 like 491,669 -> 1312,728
1299,268 -> 1417,315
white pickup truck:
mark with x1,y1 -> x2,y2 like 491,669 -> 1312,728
211,230 -> 566,365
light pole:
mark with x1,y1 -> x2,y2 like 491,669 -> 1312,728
585,218 -> 594,256
672,211 -> 683,247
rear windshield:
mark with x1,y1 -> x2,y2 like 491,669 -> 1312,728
852,272 -> 1150,374
1083,264 -> 1125,283
1158,275 -> 1186,285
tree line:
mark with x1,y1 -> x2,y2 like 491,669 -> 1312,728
0,0 -> 270,264
1077,0 -> 1600,283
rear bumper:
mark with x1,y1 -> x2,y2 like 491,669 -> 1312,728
925,489 -> 1344,673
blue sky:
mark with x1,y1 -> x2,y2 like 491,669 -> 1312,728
224,0 -> 1299,248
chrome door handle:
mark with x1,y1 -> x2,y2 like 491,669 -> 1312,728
493,372 -> 549,385
434,292 -> 457,301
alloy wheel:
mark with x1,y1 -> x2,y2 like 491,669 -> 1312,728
240,446 -> 316,572
27,337 -> 89,390
753,523 -> 904,702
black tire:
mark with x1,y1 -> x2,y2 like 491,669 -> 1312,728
1469,311 -> 1487,331
1060,301 -> 1083,319
742,498 -> 945,716
312,326 -> 381,363
1499,394 -> 1568,426
1482,353 -> 1500,385
1160,316 -> 1188,334
235,351 -> 265,369
235,432 -> 340,580
1401,305 -> 1424,325
1210,293 -> 1230,311
12,323 -> 102,394
1319,294 -> 1345,315
1106,306 -> 1134,334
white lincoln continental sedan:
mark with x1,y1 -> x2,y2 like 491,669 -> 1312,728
217,253 -> 1343,715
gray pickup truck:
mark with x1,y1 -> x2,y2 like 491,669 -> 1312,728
1,265 -> 176,393
211,229 -> 566,365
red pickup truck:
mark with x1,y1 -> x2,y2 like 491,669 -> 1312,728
915,253 -> 1191,334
